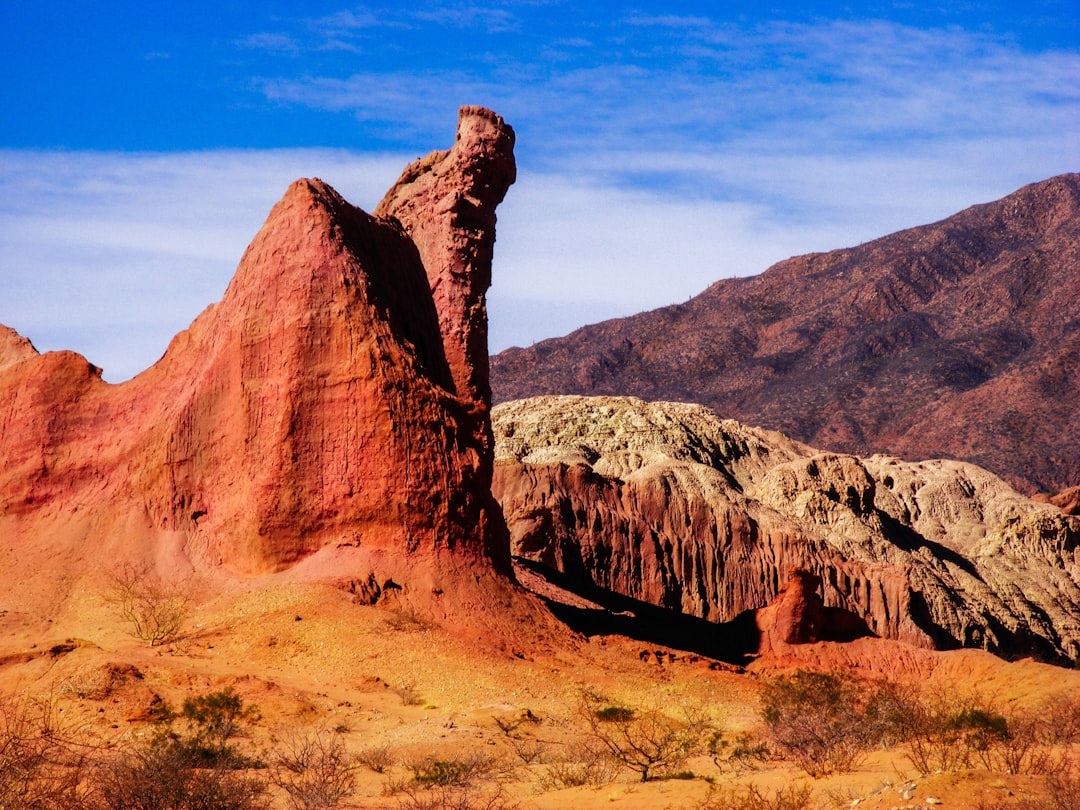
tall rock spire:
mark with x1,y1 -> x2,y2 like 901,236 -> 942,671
375,106 -> 516,407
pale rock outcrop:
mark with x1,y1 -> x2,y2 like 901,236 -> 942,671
493,395 -> 1080,662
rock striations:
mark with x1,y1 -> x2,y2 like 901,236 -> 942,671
491,174 -> 1080,495
493,396 -> 1080,662
0,107 -> 530,631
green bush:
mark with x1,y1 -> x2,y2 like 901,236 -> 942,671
96,687 -> 268,810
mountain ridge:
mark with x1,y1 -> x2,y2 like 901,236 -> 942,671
491,173 -> 1080,494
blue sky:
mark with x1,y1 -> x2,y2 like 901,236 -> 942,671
2,2 -> 1078,381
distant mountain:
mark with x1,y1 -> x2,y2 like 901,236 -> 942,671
491,174 -> 1080,494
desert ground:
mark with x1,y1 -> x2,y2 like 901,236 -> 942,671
3,561 -> 1078,810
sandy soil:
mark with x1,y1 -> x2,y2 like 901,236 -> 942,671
1,569 -> 1077,809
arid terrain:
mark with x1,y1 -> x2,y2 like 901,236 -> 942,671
2,108 -> 1079,809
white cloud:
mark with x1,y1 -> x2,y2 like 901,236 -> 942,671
1,19 -> 1076,381
4,141 -> 1068,382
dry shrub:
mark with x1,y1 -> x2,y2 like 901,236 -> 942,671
538,741 -> 619,789
96,744 -> 270,810
396,782 -> 517,810
1014,755 -> 1080,810
710,730 -> 771,773
698,782 -> 818,810
95,687 -> 268,810
506,735 -> 546,765
106,562 -> 192,646
904,690 -> 1056,776
270,726 -> 359,809
1037,693 -> 1080,745
0,694 -> 96,809
406,753 -> 500,788
760,670 -> 909,778
580,692 -> 712,782
390,752 -> 514,810
357,742 -> 394,773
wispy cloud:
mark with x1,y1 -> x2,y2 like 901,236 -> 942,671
1,13 -> 1076,382
252,17 -> 1079,164
237,32 -> 301,56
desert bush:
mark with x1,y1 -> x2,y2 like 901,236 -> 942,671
1014,755 -> 1080,810
986,713 -> 1056,776
709,730 -> 771,773
580,692 -> 712,782
396,782 -> 517,810
162,686 -> 261,767
107,562 -> 192,646
760,670 -> 906,778
356,742 -> 394,773
902,692 -> 1054,776
1037,693 -> 1080,745
506,734 -> 546,765
538,741 -> 619,789
697,782 -> 818,810
0,695 -> 96,810
270,726 -> 359,809
408,753 -> 498,788
95,742 -> 270,810
94,687 -> 267,810
395,681 -> 425,706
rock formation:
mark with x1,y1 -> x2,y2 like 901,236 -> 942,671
493,395 -> 1080,662
0,107 -> 528,630
491,174 -> 1080,495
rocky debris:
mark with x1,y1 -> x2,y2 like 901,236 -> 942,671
0,107 -> 534,634
491,173 -> 1080,495
493,395 -> 1080,662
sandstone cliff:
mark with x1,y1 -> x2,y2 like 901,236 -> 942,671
0,107 -> 530,631
493,396 -> 1080,662
491,174 -> 1080,495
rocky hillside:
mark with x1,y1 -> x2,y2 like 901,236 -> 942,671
0,107 -> 537,634
491,174 -> 1080,495
493,395 -> 1080,663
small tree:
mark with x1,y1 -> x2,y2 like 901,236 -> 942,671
581,692 -> 711,782
107,562 -> 192,646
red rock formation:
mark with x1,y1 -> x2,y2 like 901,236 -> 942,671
759,569 -> 826,646
493,395 -> 1080,663
0,107 -> 528,631
491,174 -> 1080,495
376,106 -> 515,408
1034,486 -> 1080,516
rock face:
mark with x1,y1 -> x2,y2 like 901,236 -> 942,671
0,107 -> 522,626
493,396 -> 1080,662
491,174 -> 1080,495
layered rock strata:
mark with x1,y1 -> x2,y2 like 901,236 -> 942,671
493,395 -> 1080,662
0,107 -> 523,628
